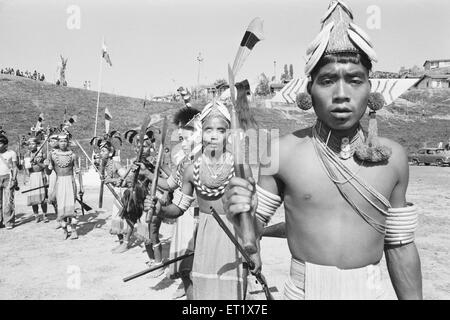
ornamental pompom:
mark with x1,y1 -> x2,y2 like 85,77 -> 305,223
367,92 -> 385,111
296,92 -> 313,111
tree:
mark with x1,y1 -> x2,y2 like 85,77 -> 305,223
255,73 -> 271,96
280,64 -> 290,83
289,64 -> 294,79
213,78 -> 228,89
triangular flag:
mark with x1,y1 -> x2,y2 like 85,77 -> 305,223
102,41 -> 113,67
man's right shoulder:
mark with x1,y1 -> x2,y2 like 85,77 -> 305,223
277,127 -> 312,152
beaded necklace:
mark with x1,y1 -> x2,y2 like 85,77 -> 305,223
314,119 -> 364,160
175,155 -> 194,188
53,150 -> 73,168
312,124 -> 391,234
105,158 -> 115,178
193,152 -> 234,198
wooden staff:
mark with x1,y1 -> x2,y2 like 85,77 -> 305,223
210,207 -> 273,300
74,139 -> 123,207
98,158 -> 105,208
21,184 -> 49,194
145,117 -> 168,223
126,114 -> 152,214
228,64 -> 257,255
123,252 -> 193,282
78,157 -> 85,215
30,134 -> 51,163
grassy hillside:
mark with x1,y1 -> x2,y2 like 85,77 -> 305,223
0,75 -> 298,161
1,74 -> 449,163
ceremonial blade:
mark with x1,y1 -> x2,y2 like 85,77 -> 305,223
227,63 -> 257,254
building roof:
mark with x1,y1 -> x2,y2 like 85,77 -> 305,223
424,73 -> 450,80
270,83 -> 285,89
423,59 -> 450,67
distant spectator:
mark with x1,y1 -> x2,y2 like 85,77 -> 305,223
445,139 -> 450,151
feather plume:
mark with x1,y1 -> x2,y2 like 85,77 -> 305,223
305,23 -> 333,75
231,17 -> 264,77
349,22 -> 373,48
347,28 -> 378,62
306,21 -> 335,56
320,0 -> 353,23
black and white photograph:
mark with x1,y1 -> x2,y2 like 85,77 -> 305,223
0,0 -> 449,303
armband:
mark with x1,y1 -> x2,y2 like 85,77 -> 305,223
167,174 -> 178,190
255,185 -> 282,226
384,202 -> 418,246
172,189 -> 195,212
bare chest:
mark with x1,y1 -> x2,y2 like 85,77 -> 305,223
279,143 -> 397,207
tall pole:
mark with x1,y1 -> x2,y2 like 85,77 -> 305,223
273,60 -> 277,82
93,36 -> 105,140
197,52 -> 203,99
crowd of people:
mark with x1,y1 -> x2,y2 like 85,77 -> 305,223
1,68 -> 45,82
0,1 -> 423,301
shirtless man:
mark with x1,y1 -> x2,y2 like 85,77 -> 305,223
223,1 -> 422,300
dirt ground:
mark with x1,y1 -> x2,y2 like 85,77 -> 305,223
0,165 -> 448,300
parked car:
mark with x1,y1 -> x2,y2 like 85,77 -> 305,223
408,148 -> 450,166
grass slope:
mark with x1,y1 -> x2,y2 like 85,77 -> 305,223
1,75 -> 449,161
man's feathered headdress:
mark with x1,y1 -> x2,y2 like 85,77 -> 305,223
124,126 -> 159,145
173,107 -> 201,129
90,130 -> 122,151
304,0 -> 377,76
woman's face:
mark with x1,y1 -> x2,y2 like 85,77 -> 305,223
179,128 -> 195,155
202,117 -> 229,155
49,138 -> 58,149
58,139 -> 68,150
100,147 -> 110,159
28,141 -> 38,151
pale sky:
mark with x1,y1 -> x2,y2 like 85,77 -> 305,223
0,0 -> 449,98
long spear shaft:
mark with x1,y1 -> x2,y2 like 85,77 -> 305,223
227,64 -> 257,255
146,117 -> 168,223
74,139 -> 123,207
30,135 -> 51,163
99,160 -> 105,208
123,252 -> 194,282
21,184 -> 49,194
93,36 -> 104,139
210,206 -> 274,300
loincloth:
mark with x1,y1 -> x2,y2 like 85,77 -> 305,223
283,257 -> 392,300
191,211 -> 245,300
27,171 -> 46,206
52,175 -> 76,221
167,206 -> 197,279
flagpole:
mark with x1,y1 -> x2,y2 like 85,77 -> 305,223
93,36 -> 105,140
